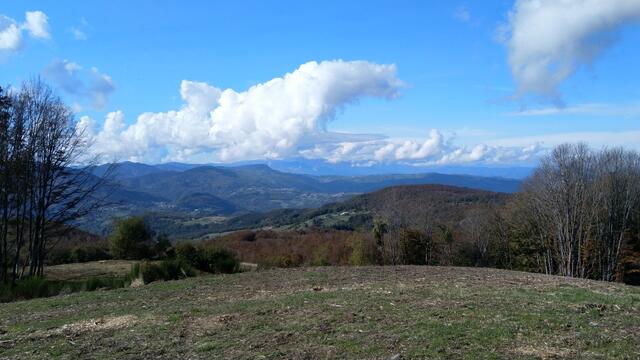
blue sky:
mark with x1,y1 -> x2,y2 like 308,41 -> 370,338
1,1 -> 639,165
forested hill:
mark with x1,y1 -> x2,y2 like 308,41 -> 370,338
225,184 -> 508,230
92,162 -> 520,211
142,184 -> 508,240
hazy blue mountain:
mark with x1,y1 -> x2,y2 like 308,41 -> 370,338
154,162 -> 203,172
261,158 -> 535,179
78,162 -> 523,235
92,159 -> 534,180
90,161 -> 173,179
113,163 -> 521,211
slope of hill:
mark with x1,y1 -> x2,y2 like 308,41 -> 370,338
322,183 -> 507,219
1,266 -> 638,359
143,184 -> 508,240
174,193 -> 239,214
78,163 -> 522,236
216,184 -> 508,234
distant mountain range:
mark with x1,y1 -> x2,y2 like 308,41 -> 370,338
260,158 -> 535,179
78,161 -> 524,236
92,161 -> 522,209
93,159 -> 536,179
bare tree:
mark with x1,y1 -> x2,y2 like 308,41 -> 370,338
372,218 -> 388,265
0,86 -> 11,282
521,144 -> 595,278
514,143 -> 640,281
422,209 -> 436,265
592,148 -> 640,281
460,208 -> 490,266
0,79 -> 112,284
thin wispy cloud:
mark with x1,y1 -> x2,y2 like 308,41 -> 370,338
69,17 -> 88,40
43,59 -> 115,110
454,6 -> 471,23
507,102 -> 640,117
487,130 -> 640,150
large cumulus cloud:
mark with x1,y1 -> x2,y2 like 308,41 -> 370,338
79,60 -> 543,165
80,60 -> 401,162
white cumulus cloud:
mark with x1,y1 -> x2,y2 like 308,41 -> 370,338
78,60 -> 545,165
22,11 -> 50,39
0,16 -> 22,51
0,11 -> 50,54
299,131 -> 545,166
500,0 -> 640,105
80,60 -> 402,163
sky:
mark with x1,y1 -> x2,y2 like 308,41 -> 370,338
1,0 -> 639,167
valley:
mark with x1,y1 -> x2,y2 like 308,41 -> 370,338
79,162 -> 521,238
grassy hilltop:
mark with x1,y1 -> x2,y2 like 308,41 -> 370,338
0,266 -> 638,359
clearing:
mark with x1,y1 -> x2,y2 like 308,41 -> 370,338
44,260 -> 138,281
0,266 -> 639,359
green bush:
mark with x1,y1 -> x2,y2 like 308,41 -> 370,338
155,235 -> 172,256
47,246 -> 112,265
0,275 -> 131,302
174,243 -> 240,274
310,244 -> 330,266
7,277 -> 54,300
130,260 -> 196,284
196,248 -> 240,274
83,276 -> 128,291
349,235 -> 377,266
174,242 -> 199,266
400,229 -> 430,265
109,217 -> 154,260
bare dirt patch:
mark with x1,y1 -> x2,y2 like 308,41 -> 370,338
55,315 -> 138,335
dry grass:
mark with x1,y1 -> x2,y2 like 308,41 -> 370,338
44,260 -> 138,281
0,266 -> 638,359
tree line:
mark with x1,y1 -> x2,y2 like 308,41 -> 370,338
371,143 -> 640,283
0,80 -> 108,284
508,144 -> 640,281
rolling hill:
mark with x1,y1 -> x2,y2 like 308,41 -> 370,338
110,162 -> 520,211
137,184 -> 509,240
80,162 -> 521,236
221,184 -> 508,233
174,193 -> 238,214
